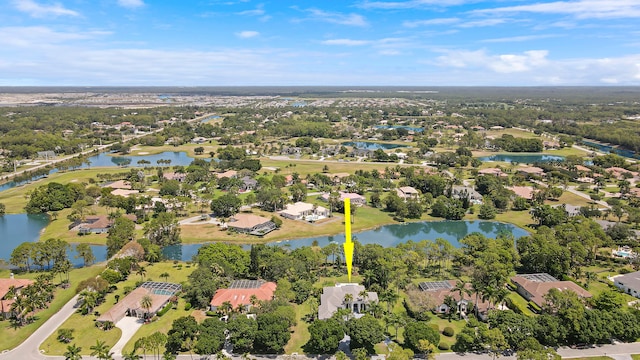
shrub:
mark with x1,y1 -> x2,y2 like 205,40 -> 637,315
438,342 -> 450,351
57,328 -> 74,343
442,327 -> 454,337
184,302 -> 192,311
157,304 -> 172,317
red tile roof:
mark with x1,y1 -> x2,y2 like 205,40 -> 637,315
210,282 -> 277,309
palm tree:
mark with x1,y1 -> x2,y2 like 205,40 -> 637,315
140,294 -> 153,319
63,344 -> 82,360
136,266 -> 147,282
90,340 -> 113,360
453,280 -> 471,303
122,350 -> 141,360
134,337 -> 150,360
218,301 -> 233,316
160,272 -> 170,283
343,293 -> 354,312
385,313 -> 406,339
183,337 -> 195,360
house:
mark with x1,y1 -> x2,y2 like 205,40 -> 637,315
511,273 -> 592,309
103,180 -> 132,190
320,192 -> 366,206
240,176 -> 258,192
191,137 -> 208,144
396,186 -> 420,201
163,172 -> 186,182
0,277 -> 35,318
318,283 -> 378,320
330,173 -> 351,185
575,165 -> 592,174
227,213 -> 276,236
279,202 -> 330,221
451,185 -> 483,205
210,280 -> 276,312
478,168 -> 508,177
349,148 -> 374,158
507,186 -> 537,200
606,167 -> 639,180
281,146 -> 302,156
552,204 -> 581,217
36,151 -> 56,160
418,280 -> 490,320
97,282 -> 181,323
517,166 -> 546,178
215,170 -> 238,179
72,214 -> 137,234
613,271 -> 640,298
110,189 -> 139,198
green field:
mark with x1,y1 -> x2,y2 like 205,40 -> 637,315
0,265 -> 105,352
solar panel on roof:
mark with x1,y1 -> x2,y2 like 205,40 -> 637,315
229,280 -> 264,289
418,281 -> 453,292
520,273 -> 558,283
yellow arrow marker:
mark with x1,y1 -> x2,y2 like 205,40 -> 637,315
343,198 -> 354,282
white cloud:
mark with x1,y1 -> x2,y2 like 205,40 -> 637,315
12,0 -> 79,18
237,4 -> 265,16
481,34 -> 558,43
321,39 -> 371,46
458,18 -> 507,28
0,26 -> 110,47
436,49 -> 549,73
473,0 -> 640,19
236,31 -> 259,38
359,0 -> 472,10
300,8 -> 368,27
403,18 -> 460,28
117,0 -> 145,9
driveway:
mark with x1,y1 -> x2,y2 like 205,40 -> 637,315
110,317 -> 143,356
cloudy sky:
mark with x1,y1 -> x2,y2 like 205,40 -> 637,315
2,0 -> 640,86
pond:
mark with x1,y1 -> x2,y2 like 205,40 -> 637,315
478,154 -> 565,163
0,151 -> 201,193
0,214 -> 107,268
342,141 -> 409,150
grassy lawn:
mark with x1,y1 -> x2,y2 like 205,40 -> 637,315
495,210 -> 535,231
565,357 -> 613,360
40,261 -> 195,355
284,301 -> 312,354
630,355 -> 640,360
0,265 -> 105,352
260,159 -> 393,177
507,292 -> 535,317
0,168 -> 128,214
545,191 -> 593,208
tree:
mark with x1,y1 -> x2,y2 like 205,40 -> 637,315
0,203 -> 5,216
144,212 -> 181,247
478,202 -> 497,220
75,243 -> 95,267
122,350 -> 142,360
210,193 -> 242,217
64,344 -> 82,360
137,267 -> 147,281
346,314 -> 385,354
90,340 -> 114,360
482,328 -> 508,360
140,294 -> 153,318
255,311 -> 292,353
166,316 -> 199,354
107,216 -> 135,258
160,272 -> 170,282
404,321 -> 441,353
195,318 -> 227,355
304,318 -> 345,354
530,205 -> 567,227
386,343 -> 415,360
227,315 -> 258,353
517,337 -> 560,360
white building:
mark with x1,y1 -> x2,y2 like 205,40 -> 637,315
279,202 -> 330,221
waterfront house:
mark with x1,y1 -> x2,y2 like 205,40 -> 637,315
210,280 -> 276,312
227,213 -> 276,236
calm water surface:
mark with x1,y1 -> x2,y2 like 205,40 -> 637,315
478,154 -> 565,163
342,141 -> 409,150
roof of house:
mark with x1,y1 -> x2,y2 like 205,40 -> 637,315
518,166 -> 545,175
210,280 -> 276,309
478,168 -> 508,177
0,278 -> 34,300
229,213 -> 272,230
575,165 -> 592,172
97,282 -> 181,322
110,189 -> 140,197
104,180 -> 132,189
398,186 -> 419,195
279,202 -> 327,217
511,274 -> 592,308
79,214 -> 137,230
507,186 -> 537,200
418,280 -> 490,314
163,172 -> 186,181
613,271 -> 640,291
318,283 -> 378,320
216,170 -> 238,179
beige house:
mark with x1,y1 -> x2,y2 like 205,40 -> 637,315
279,202 -> 330,221
228,213 -> 276,236
396,186 -> 420,200
318,283 -> 378,320
511,273 -> 592,309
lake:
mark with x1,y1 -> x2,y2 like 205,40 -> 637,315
0,214 -> 107,268
163,220 -> 529,261
1,216 -> 528,263
478,154 -> 565,163
0,151 -> 200,193
342,141 -> 409,150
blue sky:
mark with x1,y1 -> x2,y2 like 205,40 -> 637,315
1,0 -> 640,86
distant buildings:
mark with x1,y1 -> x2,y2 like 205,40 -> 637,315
0,277 -> 35,319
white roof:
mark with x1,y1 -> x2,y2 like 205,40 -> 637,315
279,202 -> 327,217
